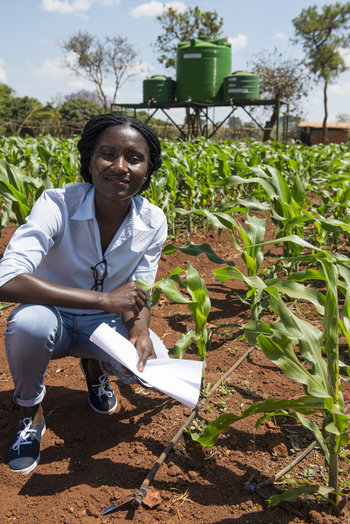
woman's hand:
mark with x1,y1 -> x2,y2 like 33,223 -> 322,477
102,282 -> 148,316
123,307 -> 155,372
0,275 -> 147,316
130,333 -> 156,372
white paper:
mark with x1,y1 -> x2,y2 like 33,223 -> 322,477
90,322 -> 203,410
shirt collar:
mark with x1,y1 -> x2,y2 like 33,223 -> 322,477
71,185 -> 95,220
128,197 -> 150,232
71,186 -> 150,232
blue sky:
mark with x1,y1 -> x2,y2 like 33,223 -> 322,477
1,0 -> 350,125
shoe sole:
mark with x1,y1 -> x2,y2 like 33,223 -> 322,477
88,398 -> 118,415
9,423 -> 46,475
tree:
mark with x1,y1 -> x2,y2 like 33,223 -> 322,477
1,96 -> 59,137
65,89 -> 101,105
135,110 -> 168,126
59,32 -> 147,112
58,97 -> 103,122
58,97 -> 103,136
293,2 -> 350,144
248,48 -> 310,141
9,96 -> 42,122
154,6 -> 224,69
227,115 -> 243,129
0,83 -> 14,120
336,112 -> 350,122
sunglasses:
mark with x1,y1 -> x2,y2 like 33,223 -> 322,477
91,258 -> 107,291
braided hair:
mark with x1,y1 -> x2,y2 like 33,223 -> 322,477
77,113 -> 162,194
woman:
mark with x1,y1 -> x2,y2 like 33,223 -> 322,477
0,114 -> 168,475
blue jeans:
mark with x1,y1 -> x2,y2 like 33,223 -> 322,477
5,304 -> 168,407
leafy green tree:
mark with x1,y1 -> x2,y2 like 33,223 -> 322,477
248,48 -> 309,141
0,83 -> 14,120
27,104 -> 60,135
58,97 -> 103,135
59,31 -> 144,112
154,6 -> 224,69
9,96 -> 42,123
0,90 -> 60,136
59,97 -> 103,121
293,2 -> 350,144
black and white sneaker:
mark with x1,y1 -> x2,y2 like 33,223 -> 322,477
80,359 -> 118,414
7,416 -> 46,474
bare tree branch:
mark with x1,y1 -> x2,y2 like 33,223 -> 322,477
58,31 -> 144,112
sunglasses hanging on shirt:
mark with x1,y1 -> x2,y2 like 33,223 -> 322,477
91,258 -> 107,291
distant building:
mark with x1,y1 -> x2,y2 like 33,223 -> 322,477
298,121 -> 350,146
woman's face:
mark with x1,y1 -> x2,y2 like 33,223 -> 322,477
89,125 -> 150,205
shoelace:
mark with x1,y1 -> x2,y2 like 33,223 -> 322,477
12,417 -> 37,455
91,374 -> 113,399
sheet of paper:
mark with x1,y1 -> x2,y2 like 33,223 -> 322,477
90,322 -> 203,410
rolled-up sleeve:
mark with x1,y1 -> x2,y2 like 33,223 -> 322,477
0,191 -> 63,287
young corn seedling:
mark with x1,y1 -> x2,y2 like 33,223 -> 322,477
136,263 -> 211,388
0,160 -> 43,229
164,210 -> 268,320
214,163 -> 315,267
191,249 -> 349,510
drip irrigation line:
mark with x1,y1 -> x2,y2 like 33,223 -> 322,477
0,303 -> 16,311
256,441 -> 317,489
244,404 -> 350,518
102,345 -> 255,514
244,475 -> 304,518
256,402 -> 350,489
133,345 -> 255,506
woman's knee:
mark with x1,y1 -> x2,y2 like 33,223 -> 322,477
5,304 -> 61,351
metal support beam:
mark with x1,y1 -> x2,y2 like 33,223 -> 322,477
207,106 -> 237,138
110,99 -> 290,142
241,106 -> 266,132
276,98 -> 280,142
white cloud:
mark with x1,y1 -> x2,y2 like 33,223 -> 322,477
0,58 -> 7,83
308,96 -> 322,106
227,34 -> 248,55
273,32 -> 287,40
40,0 -> 120,15
40,0 -> 73,14
116,89 -> 143,102
130,1 -> 187,18
33,57 -> 68,78
67,80 -> 88,89
329,82 -> 350,96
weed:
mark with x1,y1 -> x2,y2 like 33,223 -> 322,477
214,398 -> 228,413
186,417 -> 208,438
214,399 -> 227,406
246,387 -> 259,398
203,382 -> 211,396
218,382 -> 236,396
285,427 -> 307,453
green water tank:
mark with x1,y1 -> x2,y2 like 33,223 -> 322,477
223,71 -> 259,100
111,108 -> 130,116
176,38 -> 232,102
143,75 -> 176,103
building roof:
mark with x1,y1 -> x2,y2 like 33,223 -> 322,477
298,121 -> 350,129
